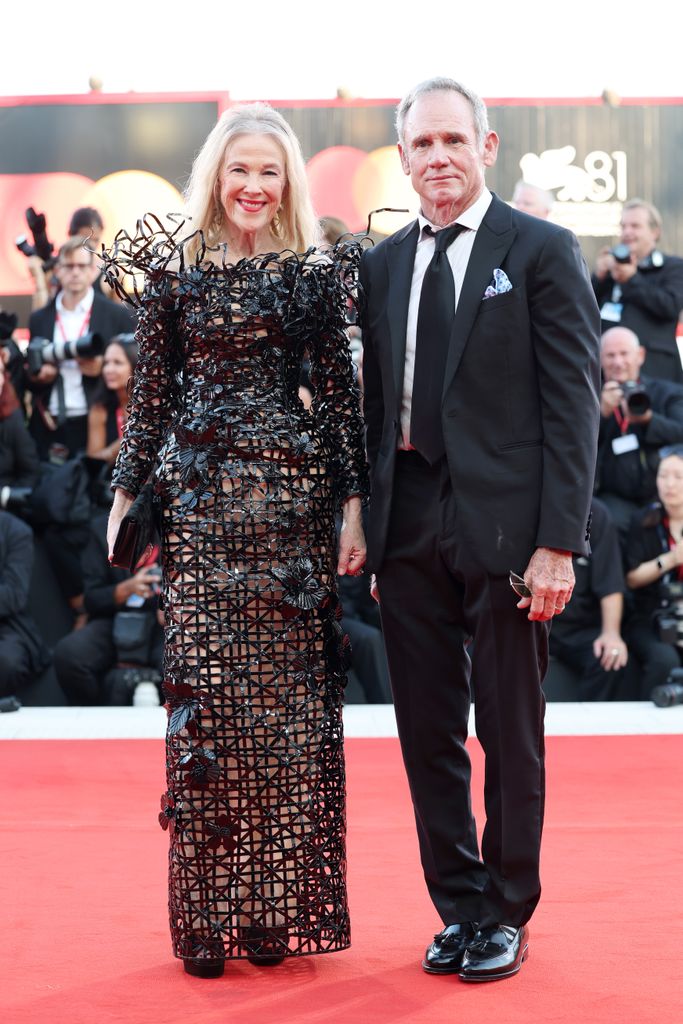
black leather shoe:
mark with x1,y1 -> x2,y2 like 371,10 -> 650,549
422,923 -> 476,974
183,957 -> 225,978
240,926 -> 288,966
458,924 -> 529,981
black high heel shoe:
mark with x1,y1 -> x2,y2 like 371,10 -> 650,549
183,957 -> 225,978
240,926 -> 288,966
182,934 -> 225,978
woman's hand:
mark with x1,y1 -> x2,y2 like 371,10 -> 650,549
337,496 -> 366,577
107,487 -> 135,561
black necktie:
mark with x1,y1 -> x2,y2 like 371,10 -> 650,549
410,223 -> 465,464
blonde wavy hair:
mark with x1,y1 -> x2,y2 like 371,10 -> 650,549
183,103 -> 320,258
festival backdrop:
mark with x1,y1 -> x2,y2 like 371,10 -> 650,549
1,91 -> 682,326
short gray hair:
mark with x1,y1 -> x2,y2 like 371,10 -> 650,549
396,77 -> 490,148
622,197 -> 662,235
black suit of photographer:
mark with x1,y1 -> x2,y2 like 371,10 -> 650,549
624,503 -> 683,697
593,253 -> 683,383
53,512 -> 163,704
27,293 -> 133,460
0,510 -> 50,697
596,375 -> 683,538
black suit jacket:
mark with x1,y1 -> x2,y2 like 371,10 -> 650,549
27,293 -> 134,409
360,194 -> 601,575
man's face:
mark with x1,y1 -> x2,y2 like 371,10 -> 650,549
600,332 -> 645,382
55,252 -> 97,301
620,206 -> 659,263
513,185 -> 550,219
398,90 -> 498,224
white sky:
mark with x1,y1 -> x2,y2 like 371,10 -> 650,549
3,1 -> 680,101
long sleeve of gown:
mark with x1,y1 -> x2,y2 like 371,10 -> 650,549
305,251 -> 369,509
110,274 -> 182,497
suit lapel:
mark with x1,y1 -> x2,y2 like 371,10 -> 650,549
442,195 -> 517,398
386,220 -> 419,411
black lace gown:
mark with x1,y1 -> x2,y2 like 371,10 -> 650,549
103,227 -> 369,962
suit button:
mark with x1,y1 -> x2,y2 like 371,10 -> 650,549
392,419 -> 397,429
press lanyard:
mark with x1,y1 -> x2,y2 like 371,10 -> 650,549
55,307 -> 92,343
613,406 -> 629,435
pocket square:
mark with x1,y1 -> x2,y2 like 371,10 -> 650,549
483,268 -> 513,299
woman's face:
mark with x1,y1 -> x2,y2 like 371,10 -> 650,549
102,343 -> 133,392
657,455 -> 683,510
218,133 -> 286,237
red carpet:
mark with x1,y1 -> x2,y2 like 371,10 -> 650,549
2,735 -> 682,1023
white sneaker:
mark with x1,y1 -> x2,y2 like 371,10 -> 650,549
132,681 -> 160,707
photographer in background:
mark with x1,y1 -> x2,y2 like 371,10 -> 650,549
0,350 -> 40,518
24,206 -> 112,311
624,446 -> 683,703
549,498 -> 629,700
26,236 -> 134,462
595,326 -> 683,542
592,198 -> 683,382
511,180 -> 554,220
0,509 -> 51,705
54,511 -> 163,705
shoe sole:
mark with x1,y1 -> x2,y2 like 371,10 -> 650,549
458,945 -> 529,982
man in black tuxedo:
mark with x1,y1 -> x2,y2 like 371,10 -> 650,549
27,236 -> 134,460
360,78 -> 601,982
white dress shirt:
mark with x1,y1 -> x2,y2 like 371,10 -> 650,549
48,288 -> 94,418
399,187 -> 493,449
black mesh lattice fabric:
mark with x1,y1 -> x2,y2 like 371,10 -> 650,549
103,220 -> 369,961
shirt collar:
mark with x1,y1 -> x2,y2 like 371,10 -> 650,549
418,187 -> 493,238
56,287 -> 94,315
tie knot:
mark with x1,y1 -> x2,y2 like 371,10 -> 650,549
427,223 -> 465,253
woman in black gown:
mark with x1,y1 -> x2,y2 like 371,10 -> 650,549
105,104 -> 368,977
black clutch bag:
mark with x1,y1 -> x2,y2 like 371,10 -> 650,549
111,482 -> 159,572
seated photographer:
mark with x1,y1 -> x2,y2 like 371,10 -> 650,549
26,236 -> 133,462
624,446 -> 683,698
592,198 -> 683,382
53,511 -> 163,705
0,354 -> 40,519
0,509 -> 50,703
87,334 -> 137,468
549,498 -> 629,700
595,326 -> 683,542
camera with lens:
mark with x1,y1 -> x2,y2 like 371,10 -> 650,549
107,664 -> 162,706
655,579 -> 683,644
26,330 -> 105,376
610,243 -> 632,265
15,207 -> 57,270
621,379 -> 651,416
651,666 -> 683,707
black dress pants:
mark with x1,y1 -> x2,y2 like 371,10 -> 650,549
375,451 -> 548,929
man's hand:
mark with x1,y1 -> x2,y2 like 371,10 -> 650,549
610,257 -> 637,285
516,547 -> 575,621
593,630 -> 628,670
600,381 -> 623,418
31,363 -> 58,384
594,246 -> 614,281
